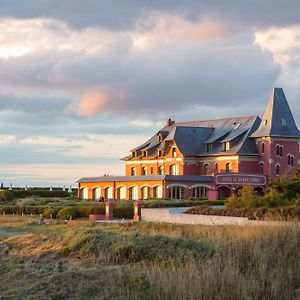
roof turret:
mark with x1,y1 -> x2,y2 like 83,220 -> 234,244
251,88 -> 300,138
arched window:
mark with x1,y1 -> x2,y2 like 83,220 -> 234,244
291,156 -> 294,166
129,186 -> 138,200
203,163 -> 210,175
153,186 -> 162,198
170,164 -> 178,175
261,142 -> 265,154
117,186 -> 126,200
169,186 -> 185,199
172,147 -> 177,158
215,163 -> 218,173
192,187 -> 208,199
141,186 -> 150,199
80,188 -> 89,200
259,162 -> 264,174
276,145 -> 280,156
130,167 -> 136,176
276,164 -> 280,176
288,155 -> 291,166
141,166 -> 147,176
158,166 -> 163,175
104,187 -> 113,199
225,163 -> 231,173
92,187 -> 101,200
150,167 -> 154,175
280,146 -> 283,157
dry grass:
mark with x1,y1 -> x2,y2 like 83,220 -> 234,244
0,216 -> 299,299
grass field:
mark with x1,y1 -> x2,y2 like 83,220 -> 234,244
0,215 -> 299,299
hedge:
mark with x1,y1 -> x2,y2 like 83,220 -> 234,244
12,190 -> 70,198
0,190 -> 14,201
142,200 -> 225,208
185,205 -> 300,221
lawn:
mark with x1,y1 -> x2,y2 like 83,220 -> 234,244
0,215 -> 299,299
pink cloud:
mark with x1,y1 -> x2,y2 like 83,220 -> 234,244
78,88 -> 108,116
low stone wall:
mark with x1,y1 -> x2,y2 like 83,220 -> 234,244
141,208 -> 286,226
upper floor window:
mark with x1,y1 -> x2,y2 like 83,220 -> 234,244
203,163 -> 210,175
215,163 -> 218,173
261,142 -> 265,154
158,166 -> 163,175
276,164 -> 280,176
170,164 -> 178,175
276,145 -> 283,157
158,134 -> 163,142
158,150 -> 163,157
141,166 -> 147,176
130,167 -> 136,176
259,162 -> 264,174
150,167 -> 154,175
142,150 -> 147,157
225,162 -> 231,173
172,147 -> 177,158
288,155 -> 295,167
132,151 -> 136,158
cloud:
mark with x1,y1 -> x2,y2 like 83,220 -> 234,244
78,88 -> 110,116
0,1 -> 300,31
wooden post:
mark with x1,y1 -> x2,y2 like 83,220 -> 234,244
134,201 -> 142,222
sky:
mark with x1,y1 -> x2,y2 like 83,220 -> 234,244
0,1 -> 300,187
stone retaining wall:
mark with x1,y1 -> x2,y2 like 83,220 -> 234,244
141,208 -> 286,226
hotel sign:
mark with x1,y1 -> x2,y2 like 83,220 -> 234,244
215,174 -> 266,186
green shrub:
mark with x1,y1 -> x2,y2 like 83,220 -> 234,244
42,208 -> 61,219
0,190 -> 14,201
114,205 -> 134,218
57,207 -> 80,219
12,190 -> 70,198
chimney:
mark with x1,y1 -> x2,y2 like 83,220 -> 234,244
167,119 -> 175,126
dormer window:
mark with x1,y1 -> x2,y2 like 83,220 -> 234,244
142,150 -> 147,157
224,142 -> 230,151
158,134 -> 163,142
132,151 -> 136,158
207,143 -> 213,152
158,150 -> 163,156
234,123 -> 241,130
281,118 -> 287,127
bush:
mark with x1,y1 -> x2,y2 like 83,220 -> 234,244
12,190 -> 70,198
0,190 -> 14,201
185,205 -> 300,221
42,208 -> 61,219
56,207 -> 81,219
114,205 -> 134,218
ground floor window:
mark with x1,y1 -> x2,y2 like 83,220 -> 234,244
169,186 -> 185,199
80,187 -> 89,200
141,186 -> 150,199
104,187 -> 113,199
192,187 -> 208,199
117,186 -> 126,199
129,186 -> 138,200
153,186 -> 163,198
92,187 -> 101,200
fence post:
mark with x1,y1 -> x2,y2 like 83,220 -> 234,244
134,201 -> 142,222
105,201 -> 113,220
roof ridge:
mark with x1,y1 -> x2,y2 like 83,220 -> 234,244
176,115 -> 258,124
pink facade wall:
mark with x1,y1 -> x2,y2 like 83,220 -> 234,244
238,160 -> 259,174
256,139 -> 300,178
184,162 -> 201,175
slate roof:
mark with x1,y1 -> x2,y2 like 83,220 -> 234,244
251,88 -> 300,138
77,175 -> 214,183
124,115 -> 261,160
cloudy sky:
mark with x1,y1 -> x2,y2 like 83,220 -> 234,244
0,1 -> 300,186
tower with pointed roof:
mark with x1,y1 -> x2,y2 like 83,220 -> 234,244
251,88 -> 300,178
